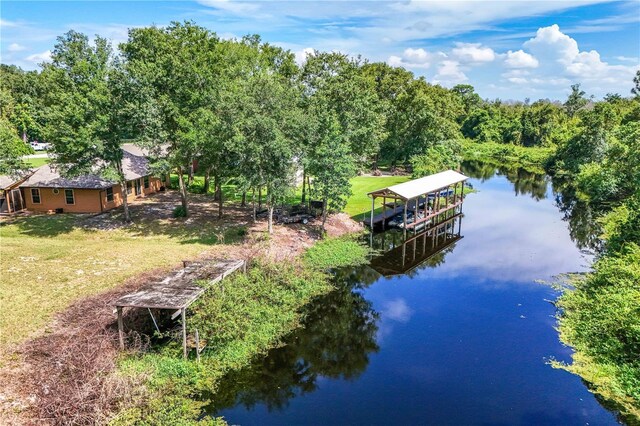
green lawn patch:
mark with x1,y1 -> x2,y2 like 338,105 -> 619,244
345,175 -> 410,221
25,156 -> 50,168
0,211 -> 237,347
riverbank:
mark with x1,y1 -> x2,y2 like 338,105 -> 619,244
462,140 -> 554,174
0,190 -> 366,425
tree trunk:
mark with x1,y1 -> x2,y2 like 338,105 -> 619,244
217,181 -> 223,219
177,166 -> 189,216
258,187 -> 262,210
22,131 -> 27,143
203,168 -> 211,194
188,161 -> 194,186
321,198 -> 328,229
301,169 -> 307,204
267,205 -> 274,234
213,175 -> 220,201
251,189 -> 256,223
241,191 -> 246,207
115,163 -> 131,223
120,179 -> 131,222
306,176 -> 311,208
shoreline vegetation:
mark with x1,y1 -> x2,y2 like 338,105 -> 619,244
1,19 -> 638,426
113,237 -> 370,425
0,200 -> 370,424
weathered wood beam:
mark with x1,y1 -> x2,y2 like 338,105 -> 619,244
117,306 -> 124,350
182,308 -> 187,359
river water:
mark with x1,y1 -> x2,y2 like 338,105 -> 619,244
211,165 -> 620,425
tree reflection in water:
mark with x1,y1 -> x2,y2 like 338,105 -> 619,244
206,270 -> 380,415
462,160 -> 601,251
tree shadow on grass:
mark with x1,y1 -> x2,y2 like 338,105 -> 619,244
3,213 -> 95,237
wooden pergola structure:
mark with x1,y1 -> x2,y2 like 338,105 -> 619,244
365,170 -> 469,232
112,258 -> 246,358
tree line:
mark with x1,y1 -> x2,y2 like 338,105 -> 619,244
1,21 -> 639,230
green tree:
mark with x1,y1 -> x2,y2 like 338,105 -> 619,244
301,52 -> 384,169
452,84 -> 482,117
564,83 -> 588,118
41,31 -> 134,221
307,110 -> 356,227
632,69 -> 640,99
236,69 -> 299,233
122,22 -> 220,217
383,78 -> 462,164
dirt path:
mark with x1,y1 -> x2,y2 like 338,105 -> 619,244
0,193 -> 362,425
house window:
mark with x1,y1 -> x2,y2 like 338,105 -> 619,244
31,188 -> 41,204
106,187 -> 114,202
64,189 -> 75,205
126,181 -> 133,195
144,176 -> 150,189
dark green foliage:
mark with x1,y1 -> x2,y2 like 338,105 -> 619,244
556,245 -> 640,421
173,205 -> 187,218
303,236 -> 370,271
550,74 -> 640,422
462,140 -> 553,173
0,117 -> 31,175
411,139 -> 463,177
564,83 -> 588,117
117,260 -> 334,424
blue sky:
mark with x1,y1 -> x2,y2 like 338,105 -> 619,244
1,0 -> 639,100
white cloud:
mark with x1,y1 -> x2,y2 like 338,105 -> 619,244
616,56 -> 639,63
25,50 -> 51,64
521,24 -> 638,93
505,50 -> 539,68
8,43 -> 26,52
524,24 -> 579,66
197,0 -> 260,15
452,42 -> 495,63
387,47 -> 441,69
434,60 -> 468,85
381,298 -> 413,323
294,47 -> 315,65
507,77 -> 528,84
0,18 -> 21,28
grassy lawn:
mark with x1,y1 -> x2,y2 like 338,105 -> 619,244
25,157 -> 50,168
345,175 -> 411,220
0,210 -> 240,348
171,174 -> 411,219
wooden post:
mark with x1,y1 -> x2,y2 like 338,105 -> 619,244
382,196 -> 386,230
7,190 -> 13,214
117,306 -> 124,350
195,329 -> 201,363
445,186 -> 449,209
370,196 -> 375,229
181,308 -> 187,359
403,202 -> 408,239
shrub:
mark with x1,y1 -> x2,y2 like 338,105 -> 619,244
303,236 -> 369,271
173,205 -> 187,218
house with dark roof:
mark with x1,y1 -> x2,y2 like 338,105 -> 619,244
17,145 -> 170,214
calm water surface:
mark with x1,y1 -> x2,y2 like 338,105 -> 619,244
212,166 -> 619,425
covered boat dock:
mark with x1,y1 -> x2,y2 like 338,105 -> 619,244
365,170 -> 469,231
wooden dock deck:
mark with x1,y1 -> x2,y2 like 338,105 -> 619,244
363,204 -> 405,227
112,258 -> 245,357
